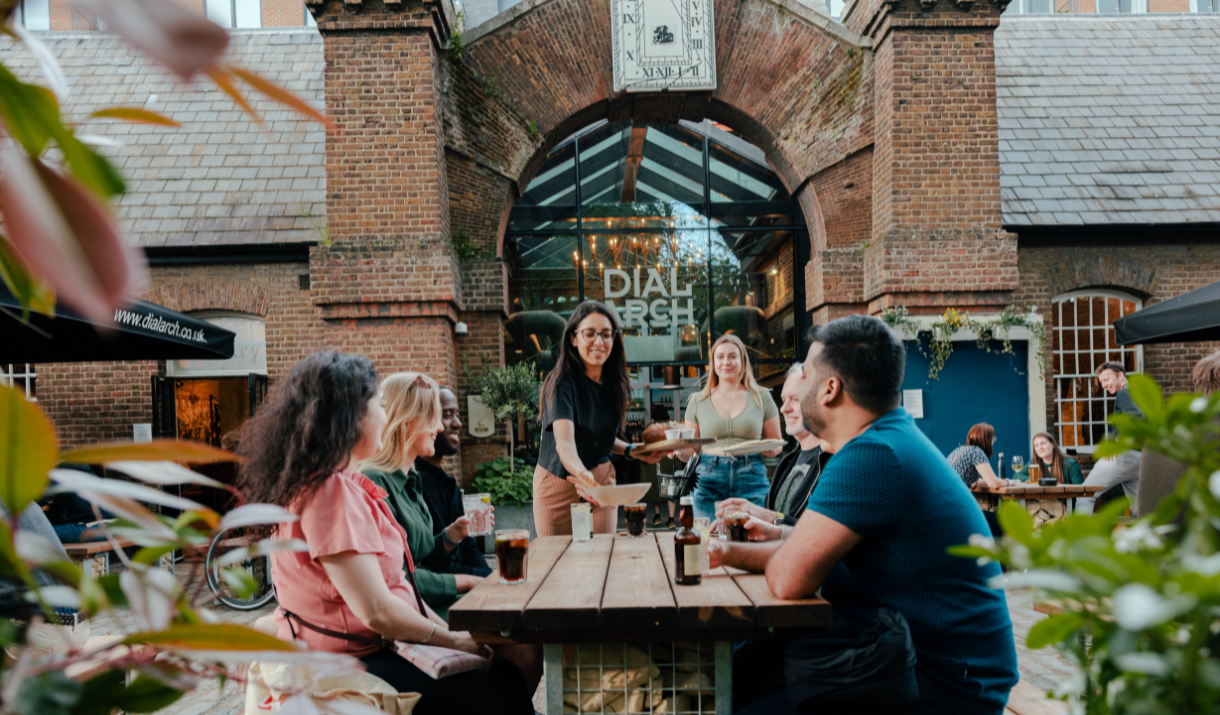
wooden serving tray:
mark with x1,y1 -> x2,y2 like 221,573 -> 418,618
633,437 -> 717,455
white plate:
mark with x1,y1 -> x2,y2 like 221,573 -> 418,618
721,439 -> 786,457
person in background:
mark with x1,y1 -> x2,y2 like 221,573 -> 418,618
677,334 -> 784,520
714,362 -> 832,542
1077,361 -> 1144,515
710,316 -> 1017,715
1137,351 -> 1220,520
533,300 -> 664,536
236,351 -> 533,713
947,424 -> 1020,490
360,372 -> 481,621
1015,432 -> 1083,485
415,386 -> 491,580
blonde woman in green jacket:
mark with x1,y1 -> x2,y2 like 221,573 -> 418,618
361,371 -> 483,620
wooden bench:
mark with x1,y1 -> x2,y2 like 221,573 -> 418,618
1007,680 -> 1068,714
64,539 -> 175,578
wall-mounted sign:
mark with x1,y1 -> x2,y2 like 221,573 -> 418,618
467,396 -> 495,438
611,0 -> 716,93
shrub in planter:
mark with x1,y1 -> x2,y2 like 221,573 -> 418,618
472,456 -> 534,507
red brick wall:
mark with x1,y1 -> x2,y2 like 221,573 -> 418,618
264,0 -> 309,27
1011,244 -> 1220,434
38,261 -> 318,448
446,151 -> 513,257
455,310 -> 507,486
810,148 -> 873,250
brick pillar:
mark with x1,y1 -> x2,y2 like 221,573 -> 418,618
308,0 -> 464,386
846,0 -> 1018,313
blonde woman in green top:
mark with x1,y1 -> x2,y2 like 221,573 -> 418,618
677,334 -> 783,520
360,371 -> 483,620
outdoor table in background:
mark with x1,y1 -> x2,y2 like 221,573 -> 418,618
448,533 -> 831,715
972,484 -> 1107,528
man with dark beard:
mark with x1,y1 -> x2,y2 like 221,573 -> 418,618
708,315 -> 1018,715
415,386 -> 492,579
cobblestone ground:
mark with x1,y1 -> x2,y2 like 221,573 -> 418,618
88,569 -> 1074,713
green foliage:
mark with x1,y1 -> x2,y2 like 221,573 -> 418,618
74,672 -> 184,715
953,377 -> 1220,713
472,456 -> 534,507
470,362 -> 541,474
879,305 -> 1046,382
471,361 -> 540,425
449,10 -> 465,63
14,671 -> 81,715
527,119 -> 539,136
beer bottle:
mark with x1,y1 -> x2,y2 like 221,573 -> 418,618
674,495 -> 702,585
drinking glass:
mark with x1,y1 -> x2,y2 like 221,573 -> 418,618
693,517 -> 711,574
724,513 -> 750,542
570,503 -> 593,542
1011,456 -> 1024,479
494,529 -> 529,585
623,503 -> 647,537
462,493 -> 493,537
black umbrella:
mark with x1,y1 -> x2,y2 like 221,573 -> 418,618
0,283 -> 235,363
1114,280 -> 1220,346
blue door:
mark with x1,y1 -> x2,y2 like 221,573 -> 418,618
901,341 -> 1030,473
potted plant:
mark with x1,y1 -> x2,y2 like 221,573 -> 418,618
470,361 -> 540,476
472,456 -> 536,540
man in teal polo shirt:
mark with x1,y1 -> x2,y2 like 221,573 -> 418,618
710,315 -> 1018,714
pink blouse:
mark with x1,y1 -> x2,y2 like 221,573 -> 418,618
270,469 -> 421,657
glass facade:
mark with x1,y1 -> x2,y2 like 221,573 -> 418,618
504,120 -> 808,373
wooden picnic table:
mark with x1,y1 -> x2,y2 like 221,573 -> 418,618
449,532 -> 831,715
449,532 -> 831,643
972,483 -> 1107,528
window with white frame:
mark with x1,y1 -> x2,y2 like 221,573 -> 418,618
18,0 -> 50,30
306,5 -> 317,26
168,314 -> 266,377
1,364 -> 37,401
206,0 -> 262,29
1051,290 -> 1142,453
1194,0 -> 1219,12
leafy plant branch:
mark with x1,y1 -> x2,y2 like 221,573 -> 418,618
879,305 -> 1046,381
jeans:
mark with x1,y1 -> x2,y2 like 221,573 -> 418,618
1076,451 -> 1141,516
53,523 -> 106,544
690,454 -> 770,521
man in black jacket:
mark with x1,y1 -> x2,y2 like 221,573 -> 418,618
716,363 -> 832,541
414,387 -> 492,578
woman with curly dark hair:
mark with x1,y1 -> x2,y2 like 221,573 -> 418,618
234,351 -> 532,714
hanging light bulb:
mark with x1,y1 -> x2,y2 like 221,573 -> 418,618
771,267 -> 778,275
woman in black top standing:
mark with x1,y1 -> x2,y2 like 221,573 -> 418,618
533,300 -> 663,536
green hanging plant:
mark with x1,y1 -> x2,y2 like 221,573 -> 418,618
879,305 -> 1046,382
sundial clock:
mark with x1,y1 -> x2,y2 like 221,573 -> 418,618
611,0 -> 717,93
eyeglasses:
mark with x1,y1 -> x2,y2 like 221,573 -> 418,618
578,329 -> 619,344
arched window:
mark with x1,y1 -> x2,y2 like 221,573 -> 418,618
168,313 -> 266,378
1051,290 -> 1142,453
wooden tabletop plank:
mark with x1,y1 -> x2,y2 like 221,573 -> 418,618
732,573 -> 832,629
448,535 -> 571,633
521,534 -> 615,631
656,532 -> 755,630
601,533 -> 678,630
973,485 -> 1105,497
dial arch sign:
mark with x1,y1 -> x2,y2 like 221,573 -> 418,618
611,0 -> 716,92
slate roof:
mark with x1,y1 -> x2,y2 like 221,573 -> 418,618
0,29 -> 325,247
2,19 -> 1217,247
995,15 -> 1220,227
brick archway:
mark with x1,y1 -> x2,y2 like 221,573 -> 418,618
143,280 -> 276,316
1045,257 -> 1161,300
459,0 -> 874,246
